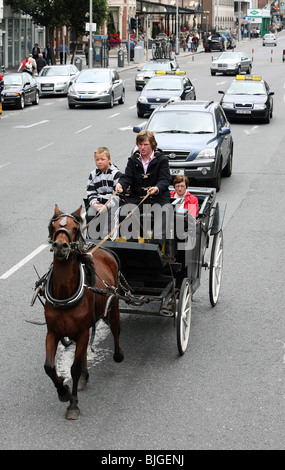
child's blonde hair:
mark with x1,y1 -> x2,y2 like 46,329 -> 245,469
94,146 -> 110,159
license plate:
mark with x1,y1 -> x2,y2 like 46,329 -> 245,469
150,104 -> 158,109
80,94 -> 95,99
170,168 -> 185,176
42,86 -> 53,91
236,109 -> 251,114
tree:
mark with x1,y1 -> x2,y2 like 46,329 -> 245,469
5,0 -> 108,62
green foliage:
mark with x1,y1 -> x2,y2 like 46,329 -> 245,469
4,0 -> 108,32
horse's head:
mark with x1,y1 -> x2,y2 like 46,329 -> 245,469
48,205 -> 84,260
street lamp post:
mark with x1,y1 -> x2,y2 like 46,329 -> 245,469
89,0 -> 93,68
176,0 -> 179,54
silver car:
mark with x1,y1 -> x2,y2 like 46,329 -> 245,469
36,65 -> 80,96
67,68 -> 125,109
210,52 -> 252,76
262,33 -> 277,46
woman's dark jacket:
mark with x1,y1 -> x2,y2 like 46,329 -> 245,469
119,149 -> 172,205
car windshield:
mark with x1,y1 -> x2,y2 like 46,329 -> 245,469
142,63 -> 171,71
148,111 -> 215,133
76,70 -> 110,83
226,81 -> 266,95
40,66 -> 70,77
217,52 -> 242,60
264,34 -> 274,38
4,75 -> 22,85
145,78 -> 181,91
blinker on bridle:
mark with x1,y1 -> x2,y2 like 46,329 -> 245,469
48,213 -> 82,246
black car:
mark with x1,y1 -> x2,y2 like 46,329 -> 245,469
203,33 -> 223,52
133,100 -> 233,191
2,72 -> 40,109
137,71 -> 196,118
218,75 -> 274,123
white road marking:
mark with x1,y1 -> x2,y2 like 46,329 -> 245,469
15,120 -> 49,129
0,244 -> 48,280
244,125 -> 259,135
36,142 -> 55,151
108,113 -> 120,119
0,162 -> 11,169
75,125 -> 92,134
119,125 -> 133,131
129,105 -> 136,109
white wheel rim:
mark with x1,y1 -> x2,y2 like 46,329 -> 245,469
178,281 -> 191,352
211,232 -> 223,304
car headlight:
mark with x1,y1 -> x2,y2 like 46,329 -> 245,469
97,89 -> 110,96
57,81 -> 67,86
136,76 -> 144,81
254,103 -> 266,109
138,96 -> 148,103
6,92 -> 20,96
68,86 -> 77,95
196,148 -> 216,159
222,102 -> 234,109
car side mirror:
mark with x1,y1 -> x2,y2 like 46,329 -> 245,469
220,127 -> 230,135
269,91 -> 274,96
218,90 -> 225,94
133,126 -> 143,133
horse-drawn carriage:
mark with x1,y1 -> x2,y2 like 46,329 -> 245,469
32,186 -> 225,419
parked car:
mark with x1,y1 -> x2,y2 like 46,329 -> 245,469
36,64 -> 80,96
204,33 -> 223,52
262,33 -> 277,46
2,72 -> 39,109
67,68 -> 125,109
211,52 -> 252,75
133,100 -> 233,191
135,59 -> 180,90
137,71 -> 196,117
218,74 -> 274,123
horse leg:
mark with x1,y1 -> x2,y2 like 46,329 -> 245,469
44,332 -> 71,403
65,331 -> 89,420
109,301 -> 124,363
77,352 -> 89,391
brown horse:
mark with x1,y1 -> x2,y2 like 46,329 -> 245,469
44,204 -> 124,420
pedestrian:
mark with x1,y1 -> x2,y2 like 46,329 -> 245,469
85,146 -> 122,240
18,55 -> 33,75
58,44 -> 69,64
192,33 -> 198,52
28,53 -> 37,76
126,39 -> 135,61
36,53 -> 47,74
32,43 -> 40,61
221,34 -> 227,50
44,42 -> 52,65
187,33 -> 193,52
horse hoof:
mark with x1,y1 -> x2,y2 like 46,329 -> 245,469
113,350 -> 124,363
58,385 -> 71,402
65,408 -> 80,420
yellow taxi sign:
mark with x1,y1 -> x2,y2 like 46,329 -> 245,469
155,70 -> 186,75
236,75 -> 262,81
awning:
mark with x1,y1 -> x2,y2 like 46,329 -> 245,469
136,0 -> 203,15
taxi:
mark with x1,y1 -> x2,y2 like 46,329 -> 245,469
136,70 -> 196,118
218,75 -> 274,123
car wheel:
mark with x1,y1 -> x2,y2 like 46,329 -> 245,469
247,65 -> 252,74
17,94 -> 25,110
32,90 -> 39,105
137,110 -> 144,118
68,103 -> 76,109
222,146 -> 233,177
119,89 -> 125,104
236,66 -> 241,75
108,94 -> 114,108
212,160 -> 222,192
211,71 -> 216,76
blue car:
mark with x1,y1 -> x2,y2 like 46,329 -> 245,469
137,71 -> 196,118
133,100 -> 233,192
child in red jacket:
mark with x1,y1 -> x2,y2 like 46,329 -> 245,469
170,175 -> 199,218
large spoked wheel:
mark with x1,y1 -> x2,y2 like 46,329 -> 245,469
177,278 -> 191,356
209,230 -> 224,307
